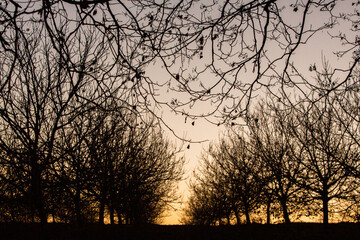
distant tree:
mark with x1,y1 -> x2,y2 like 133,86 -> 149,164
2,0 -> 360,225
47,106 -> 102,225
183,183 -> 218,225
124,126 -> 185,224
209,134 -> 266,224
76,105 -> 184,225
184,131 -> 267,225
291,94 -> 360,224
0,14 -> 129,222
184,152 -> 231,225
185,174 -> 233,226
246,100 -> 303,223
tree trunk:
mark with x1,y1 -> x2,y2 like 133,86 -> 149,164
75,186 -> 82,225
322,196 -> 329,224
234,209 -> 241,225
218,217 -> 223,226
281,200 -> 290,224
244,203 -> 251,224
30,158 -> 47,224
109,204 -> 115,225
98,197 -> 105,224
116,210 -> 123,224
266,199 -> 271,224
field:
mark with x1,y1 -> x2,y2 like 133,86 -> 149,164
1,223 -> 360,240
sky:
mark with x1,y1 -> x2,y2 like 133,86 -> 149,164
4,0 -> 356,225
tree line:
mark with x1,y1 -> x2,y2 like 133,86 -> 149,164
184,86 -> 360,225
1,0 -> 359,226
0,18 -> 184,225
0,96 -> 184,224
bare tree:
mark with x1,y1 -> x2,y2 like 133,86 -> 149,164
185,148 -> 233,225
0,3 -> 185,222
185,175 -> 233,226
209,134 -> 265,224
183,182 -> 220,225
2,0 -> 360,225
330,66 -> 360,178
75,105 -> 184,225
184,131 -> 267,225
0,17 -> 118,223
48,106 -> 100,225
291,95 -> 360,224
246,100 -> 303,223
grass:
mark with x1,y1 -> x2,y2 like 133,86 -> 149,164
1,223 -> 360,240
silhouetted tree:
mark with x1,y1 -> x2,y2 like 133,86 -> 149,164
317,62 -> 360,222
0,20 -> 122,223
2,0 -> 360,225
74,105 -> 184,225
48,106 -> 100,225
209,134 -> 266,224
185,92 -> 360,224
184,131 -> 268,225
246,100 -> 303,223
185,174 -> 233,226
184,183 -> 218,225
330,66 -> 360,177
291,95 -> 360,224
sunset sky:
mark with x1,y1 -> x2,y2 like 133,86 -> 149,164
1,0 -> 359,226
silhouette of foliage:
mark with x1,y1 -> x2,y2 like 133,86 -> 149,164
2,0 -> 360,225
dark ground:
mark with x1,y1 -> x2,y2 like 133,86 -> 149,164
1,223 -> 360,240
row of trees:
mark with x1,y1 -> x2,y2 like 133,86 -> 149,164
184,86 -> 360,225
0,12 -> 184,224
1,0 -> 359,225
0,99 -> 184,224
